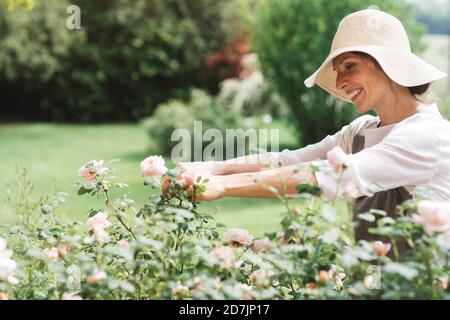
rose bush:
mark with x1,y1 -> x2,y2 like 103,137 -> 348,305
0,157 -> 449,300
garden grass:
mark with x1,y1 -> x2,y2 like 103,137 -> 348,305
0,122 -> 292,237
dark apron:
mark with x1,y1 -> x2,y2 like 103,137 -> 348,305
351,128 -> 411,251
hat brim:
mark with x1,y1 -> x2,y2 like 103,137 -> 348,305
304,45 -> 448,103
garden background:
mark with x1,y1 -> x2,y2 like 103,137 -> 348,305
1,0 -> 449,237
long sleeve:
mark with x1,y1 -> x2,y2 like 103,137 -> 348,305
275,114 -> 377,166
315,113 -> 442,201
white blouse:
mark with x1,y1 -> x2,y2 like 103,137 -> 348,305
275,103 -> 450,201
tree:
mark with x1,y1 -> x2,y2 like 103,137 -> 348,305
0,0 -> 240,122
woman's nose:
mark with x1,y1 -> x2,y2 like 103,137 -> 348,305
335,74 -> 348,91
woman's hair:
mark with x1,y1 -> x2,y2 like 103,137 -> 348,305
351,51 -> 430,99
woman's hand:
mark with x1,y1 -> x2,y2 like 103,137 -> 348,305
176,161 -> 223,176
196,175 -> 226,201
161,173 -> 225,201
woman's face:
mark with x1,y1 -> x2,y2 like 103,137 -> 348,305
332,52 -> 390,113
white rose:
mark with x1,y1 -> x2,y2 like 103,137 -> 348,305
413,200 -> 450,235
85,211 -> 112,230
223,228 -> 253,247
140,155 -> 168,177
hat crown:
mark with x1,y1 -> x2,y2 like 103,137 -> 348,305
331,9 -> 411,52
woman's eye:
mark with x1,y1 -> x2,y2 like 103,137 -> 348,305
345,64 -> 354,72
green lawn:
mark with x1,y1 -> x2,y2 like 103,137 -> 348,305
0,122 -> 292,237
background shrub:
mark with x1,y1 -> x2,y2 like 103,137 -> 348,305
0,0 -> 241,122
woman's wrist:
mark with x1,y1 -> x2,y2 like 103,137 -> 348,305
210,161 -> 226,175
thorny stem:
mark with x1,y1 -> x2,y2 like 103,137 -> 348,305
389,236 -> 400,261
102,186 -> 136,239
332,170 -> 345,204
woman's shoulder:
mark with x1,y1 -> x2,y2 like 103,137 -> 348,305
392,103 -> 450,133
345,114 -> 379,132
387,105 -> 450,147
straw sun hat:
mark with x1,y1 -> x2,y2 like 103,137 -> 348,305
304,8 -> 447,103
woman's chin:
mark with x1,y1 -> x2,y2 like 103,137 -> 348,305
354,102 -> 370,113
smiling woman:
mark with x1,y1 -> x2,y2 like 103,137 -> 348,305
332,51 -> 431,124
174,8 -> 450,245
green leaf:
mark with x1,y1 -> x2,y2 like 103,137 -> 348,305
77,187 -> 88,196
296,183 -> 322,196
384,262 -> 418,280
378,217 -> 396,225
88,209 -> 100,217
358,213 -> 376,222
369,209 -> 387,216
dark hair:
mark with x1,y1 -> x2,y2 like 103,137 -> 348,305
408,83 -> 430,96
350,51 -> 430,98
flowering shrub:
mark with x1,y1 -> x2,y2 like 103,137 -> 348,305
0,157 -> 449,300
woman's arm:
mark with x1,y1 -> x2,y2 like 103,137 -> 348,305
177,115 -> 371,177
177,153 -> 279,176
199,163 -> 318,201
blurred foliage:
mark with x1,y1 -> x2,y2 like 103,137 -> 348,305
0,0 -> 72,93
413,0 -> 450,34
143,89 -> 250,157
239,0 -> 426,145
219,53 -> 291,118
0,0 -> 240,122
144,53 -> 291,158
1,0 -> 34,10
202,35 -> 250,94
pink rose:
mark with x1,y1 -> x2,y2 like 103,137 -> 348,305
223,228 -> 253,247
85,226 -> 110,244
373,241 -> 391,256
208,246 -> 235,269
252,237 -> 272,253
86,268 -> 107,284
78,167 -> 96,182
117,239 -> 130,249
43,247 -> 59,261
181,171 -> 196,185
85,211 -> 111,230
326,146 -> 349,173
140,155 -> 168,177
250,269 -> 275,288
79,160 -> 107,182
413,200 -> 450,236
319,270 -> 330,282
